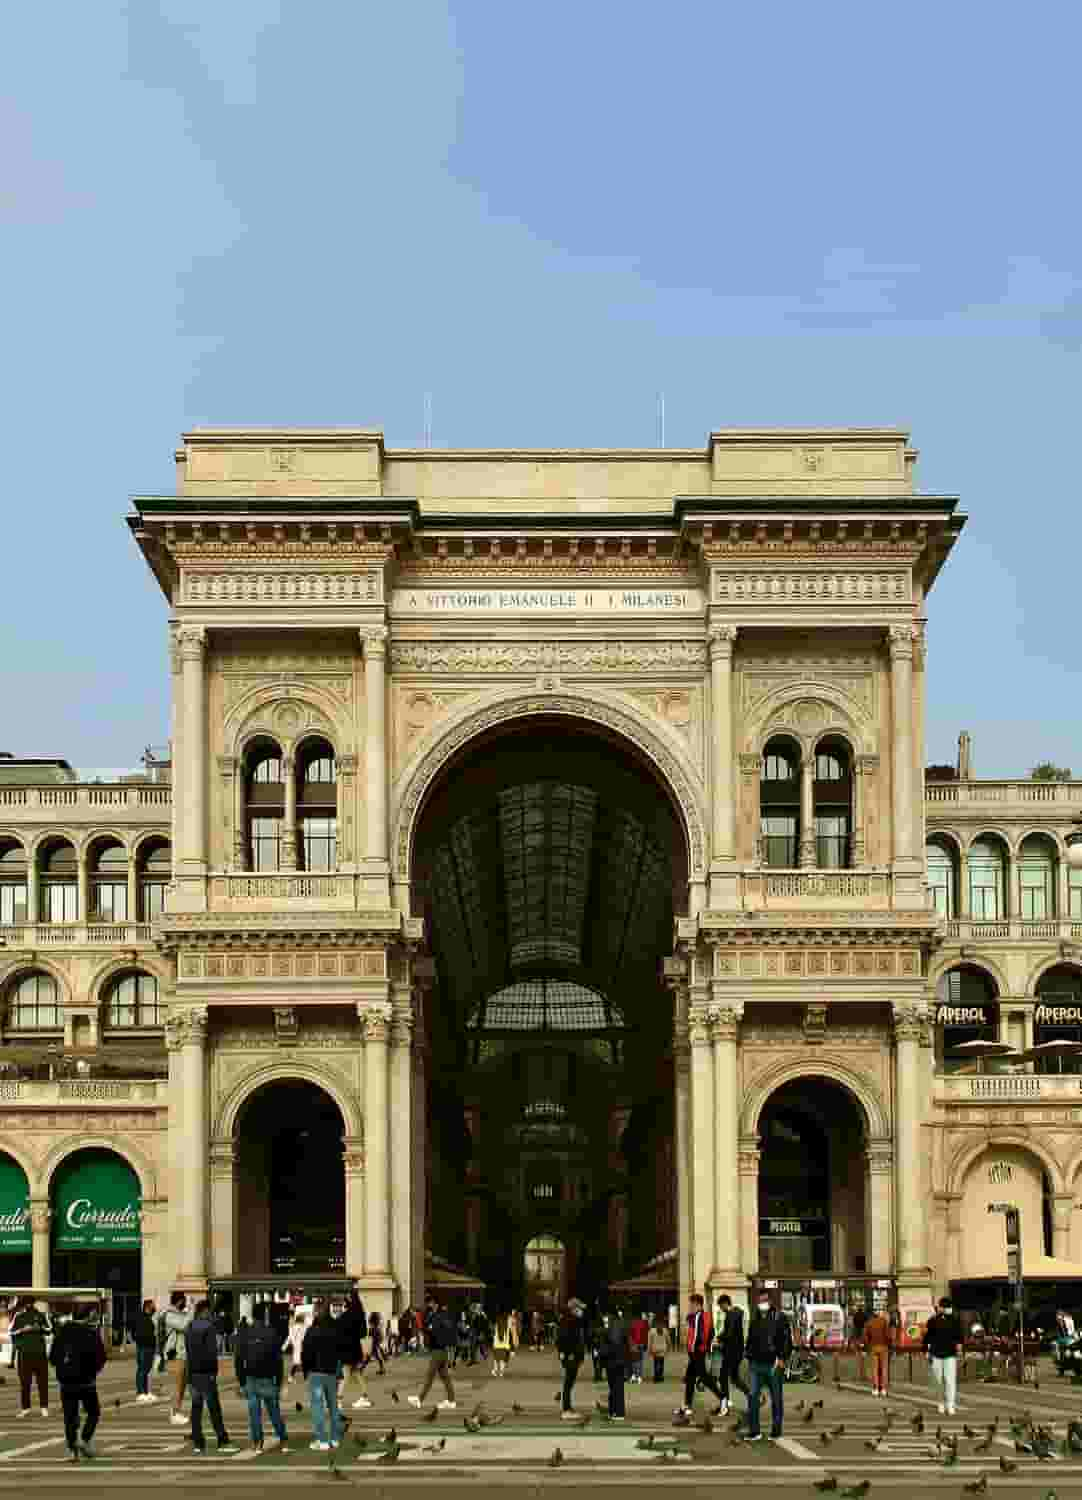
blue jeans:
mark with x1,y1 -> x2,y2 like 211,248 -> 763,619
245,1376 -> 287,1445
135,1345 -> 155,1396
746,1361 -> 783,1438
309,1373 -> 343,1444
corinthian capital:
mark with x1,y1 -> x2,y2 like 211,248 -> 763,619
360,627 -> 389,659
712,1005 -> 741,1042
892,1001 -> 928,1044
709,625 -> 738,661
888,624 -> 915,661
688,1005 -> 715,1046
177,626 -> 207,662
358,1001 -> 393,1042
164,1005 -> 209,1050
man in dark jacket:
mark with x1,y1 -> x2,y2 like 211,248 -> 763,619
185,1299 -> 237,1455
717,1294 -> 749,1411
301,1300 -> 345,1449
235,1302 -> 288,1453
49,1305 -> 107,1462
604,1308 -> 630,1420
11,1299 -> 50,1417
130,1299 -> 158,1403
556,1299 -> 587,1417
407,1296 -> 457,1409
674,1292 -> 725,1418
922,1296 -> 963,1416
742,1293 -> 792,1442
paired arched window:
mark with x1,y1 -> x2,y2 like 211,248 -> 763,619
760,738 -> 800,868
246,741 -> 285,872
8,971 -> 62,1030
0,841 -> 27,926
760,736 -> 852,868
104,970 -> 160,1029
137,839 -> 171,920
814,738 -> 852,869
37,839 -> 77,923
243,737 -> 337,871
88,838 -> 127,922
926,838 -> 958,919
968,836 -> 1007,920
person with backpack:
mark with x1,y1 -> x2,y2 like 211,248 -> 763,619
234,1302 -> 288,1453
742,1292 -> 793,1442
301,1299 -> 345,1450
184,1299 -> 238,1455
130,1299 -> 159,1403
717,1293 -> 749,1412
603,1306 -> 631,1421
49,1304 -> 107,1462
556,1298 -> 587,1417
11,1298 -> 51,1418
406,1295 -> 457,1409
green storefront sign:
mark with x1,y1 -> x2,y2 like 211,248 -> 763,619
53,1154 -> 140,1251
0,1157 -> 30,1253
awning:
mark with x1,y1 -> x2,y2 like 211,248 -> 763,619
956,1254 -> 1082,1282
610,1248 -> 678,1296
425,1252 -> 485,1293
0,1158 -> 30,1254
52,1153 -> 140,1251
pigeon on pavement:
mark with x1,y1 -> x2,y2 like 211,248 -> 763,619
963,1478 -> 988,1495
390,1389 -> 400,1404
813,1478 -> 838,1493
548,1448 -> 564,1468
423,1406 -> 439,1423
999,1456 -> 1016,1474
376,1443 -> 401,1464
840,1484 -> 870,1499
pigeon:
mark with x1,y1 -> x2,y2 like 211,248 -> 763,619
999,1456 -> 1016,1474
840,1484 -> 870,1499
471,1402 -> 486,1419
1041,1490 -> 1058,1500
548,1448 -> 564,1468
512,1403 -> 525,1416
382,1428 -> 397,1446
964,1425 -> 976,1438
673,1412 -> 691,1428
863,1440 -> 883,1453
963,1479 -> 988,1496
911,1414 -> 925,1435
803,1408 -> 816,1424
658,1451 -> 680,1464
463,1417 -> 481,1434
831,1424 -> 845,1438
973,1437 -> 992,1454
422,1439 -> 446,1454
423,1406 -> 439,1423
636,1437 -> 656,1451
942,1450 -> 960,1468
295,1401 -> 303,1413
391,1390 -> 400,1404
114,1398 -> 122,1409
376,1443 -> 401,1464
820,1432 -> 833,1448
482,1414 -> 506,1428
814,1479 -> 838,1493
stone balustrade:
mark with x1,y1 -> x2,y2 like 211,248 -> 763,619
0,1078 -> 166,1106
0,922 -> 155,947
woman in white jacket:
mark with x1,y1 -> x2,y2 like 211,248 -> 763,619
283,1310 -> 308,1383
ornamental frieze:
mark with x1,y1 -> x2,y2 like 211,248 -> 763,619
178,948 -> 388,981
389,640 -> 708,674
715,569 -> 910,604
182,570 -> 380,604
713,947 -> 920,980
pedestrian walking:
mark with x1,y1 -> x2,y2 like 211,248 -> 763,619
863,1306 -> 893,1397
673,1292 -> 725,1418
667,1302 -> 679,1351
397,1307 -> 414,1355
923,1295 -> 963,1416
284,1309 -> 308,1384
648,1316 -> 668,1382
366,1311 -> 386,1375
184,1299 -> 238,1455
131,1299 -> 159,1403
603,1308 -> 630,1420
717,1294 -> 749,1412
491,1314 -> 512,1377
301,1299 -> 344,1450
557,1299 -> 587,1417
406,1295 -> 457,1409
235,1302 -> 288,1453
49,1302 -> 107,1461
628,1310 -> 649,1384
335,1291 -> 368,1399
163,1291 -> 192,1426
11,1298 -> 50,1417
742,1293 -> 792,1443
509,1308 -> 521,1354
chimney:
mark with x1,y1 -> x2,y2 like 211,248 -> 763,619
957,731 -> 972,780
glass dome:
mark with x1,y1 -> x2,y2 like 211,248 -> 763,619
466,978 -> 626,1035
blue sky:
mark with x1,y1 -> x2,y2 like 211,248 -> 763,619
1,0 -> 1079,775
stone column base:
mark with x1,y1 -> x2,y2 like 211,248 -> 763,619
354,1272 -> 398,1320
894,1270 -> 934,1306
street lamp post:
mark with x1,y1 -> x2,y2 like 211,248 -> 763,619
988,1202 -> 1025,1383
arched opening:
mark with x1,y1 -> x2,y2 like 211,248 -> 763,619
244,739 -> 285,872
50,1148 -> 141,1331
136,838 -> 171,921
0,1153 -> 31,1286
757,1078 -> 868,1275
1019,833 -> 1058,920
814,737 -> 852,869
412,716 -> 687,1310
0,840 -> 28,927
926,836 -> 958,920
935,964 -> 1000,1072
1034,965 -> 1082,1074
760,736 -> 801,868
968,835 -> 1007,921
523,1233 -> 567,1316
37,838 -> 77,924
102,970 -> 162,1032
296,738 -> 337,871
87,837 -> 128,923
5,970 -> 62,1033
234,1080 -> 345,1276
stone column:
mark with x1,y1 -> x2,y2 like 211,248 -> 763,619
177,627 -> 208,905
737,1139 -> 760,1278
851,758 -> 867,867
359,1002 -> 393,1286
712,1005 -> 741,1281
1052,1194 -> 1074,1258
30,1201 -> 50,1286
709,628 -> 738,900
1006,849 -> 1019,921
1058,857 -> 1069,922
77,847 -> 89,924
389,1005 -> 414,1304
231,758 -> 247,869
208,1138 -> 236,1275
126,847 -> 138,925
343,1135 -> 366,1285
889,626 -> 916,863
958,849 -> 970,919
280,755 -> 298,871
799,757 -> 816,868
689,1005 -> 717,1290
863,1140 -> 893,1273
893,1004 -> 929,1289
362,630 -> 389,864
943,1193 -> 963,1283
673,1000 -> 692,1311
25,853 -> 37,925
166,1006 -> 209,1287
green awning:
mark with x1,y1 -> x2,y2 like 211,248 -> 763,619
0,1158 -> 30,1254
52,1153 -> 140,1250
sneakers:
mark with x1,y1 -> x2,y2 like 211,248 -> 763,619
718,1401 -> 729,1416
353,1396 -> 373,1409
611,1416 -> 625,1422
672,1407 -> 692,1417
407,1396 -> 422,1408
946,1408 -> 957,1417
437,1399 -> 457,1410
170,1411 -> 188,1426
937,1404 -> 945,1415
143,1393 -> 159,1404
78,1442 -> 96,1459
310,1440 -> 331,1451
40,1408 -> 49,1417
17,1410 -> 31,1419
560,1410 -> 578,1421
217,1443 -> 240,1454
745,1433 -> 764,1443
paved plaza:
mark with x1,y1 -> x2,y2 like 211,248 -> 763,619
1,1347 -> 1082,1493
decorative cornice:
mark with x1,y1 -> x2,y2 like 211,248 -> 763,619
389,640 -> 708,675
157,911 -> 405,954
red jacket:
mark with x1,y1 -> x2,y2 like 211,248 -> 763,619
687,1308 -> 714,1356
629,1316 -> 649,1351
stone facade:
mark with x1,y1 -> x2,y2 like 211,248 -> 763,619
0,425 -> 1075,1312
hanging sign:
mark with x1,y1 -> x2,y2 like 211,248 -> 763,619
1035,1004 -> 1082,1026
935,1005 -> 991,1026
759,1218 -> 828,1238
0,1159 -> 30,1254
52,1154 -> 140,1250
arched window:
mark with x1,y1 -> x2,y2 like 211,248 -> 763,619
814,738 -> 852,869
38,840 -> 77,923
104,971 -> 160,1029
1019,834 -> 1057,920
926,839 -> 958,920
88,838 -> 128,922
246,742 -> 284,872
0,841 -> 27,927
760,738 -> 800,868
936,965 -> 998,1072
297,740 -> 337,872
1070,863 -> 1082,920
8,971 -> 62,1030
1034,965 -> 1082,1075
968,837 -> 1006,920
137,839 -> 171,921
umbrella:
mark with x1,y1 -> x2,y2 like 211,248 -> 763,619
1015,1039 -> 1082,1074
950,1039 -> 1021,1074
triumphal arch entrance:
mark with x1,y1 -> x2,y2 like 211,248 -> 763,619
127,425 -> 962,1313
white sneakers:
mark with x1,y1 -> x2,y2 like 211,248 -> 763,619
40,1408 -> 48,1417
310,1440 -> 331,1451
136,1393 -> 159,1404
17,1410 -> 31,1419
407,1395 -> 422,1408
437,1399 -> 457,1410
937,1403 -> 946,1415
170,1411 -> 188,1426
353,1396 -> 373,1409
